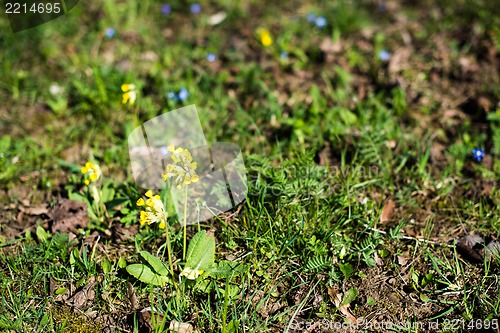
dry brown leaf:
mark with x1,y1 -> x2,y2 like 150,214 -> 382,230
380,199 -> 396,224
327,288 -> 357,324
397,255 -> 409,266
127,281 -> 138,310
320,37 -> 342,54
169,320 -> 194,333
374,252 -> 384,266
50,199 -> 88,234
24,205 -> 49,215
65,276 -> 97,308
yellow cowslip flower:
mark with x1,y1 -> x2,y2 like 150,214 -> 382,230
81,161 -> 101,185
121,83 -> 137,105
257,28 -> 272,47
180,267 -> 204,280
162,144 -> 200,189
137,190 -> 168,228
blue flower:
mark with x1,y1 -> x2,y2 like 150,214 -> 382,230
314,16 -> 327,28
168,88 -> 190,102
161,4 -> 171,16
206,53 -> 217,62
104,27 -> 115,38
378,49 -> 391,62
178,87 -> 189,101
280,51 -> 289,60
472,147 -> 485,162
167,91 -> 178,101
306,12 -> 316,23
160,146 -> 169,156
190,3 -> 201,14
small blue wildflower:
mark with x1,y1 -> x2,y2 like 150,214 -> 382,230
206,53 -> 217,62
104,27 -> 115,38
190,3 -> 201,14
160,146 -> 169,156
178,87 -> 189,101
161,4 -> 171,16
378,49 -> 391,62
306,12 -> 316,23
378,2 -> 387,12
167,91 -> 178,101
472,147 -> 485,162
280,51 -> 289,60
315,16 -> 327,28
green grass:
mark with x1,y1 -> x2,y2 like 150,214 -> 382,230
1,0 -> 499,332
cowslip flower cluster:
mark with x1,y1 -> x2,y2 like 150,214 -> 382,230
81,161 -> 101,185
121,84 -> 137,105
256,28 -> 272,47
137,190 -> 168,229
163,144 -> 200,189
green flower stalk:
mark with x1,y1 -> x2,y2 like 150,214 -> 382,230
163,144 -> 200,261
137,190 -> 174,277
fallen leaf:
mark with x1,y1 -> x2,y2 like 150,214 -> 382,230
327,288 -> 357,324
208,11 -> 226,26
397,255 -> 409,266
127,281 -> 138,310
169,320 -> 194,333
380,199 -> 396,224
65,276 -> 97,308
320,37 -> 342,54
50,199 -> 88,234
24,205 -> 49,215
485,241 -> 500,261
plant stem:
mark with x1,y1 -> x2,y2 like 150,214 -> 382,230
165,225 -> 174,277
183,185 -> 188,261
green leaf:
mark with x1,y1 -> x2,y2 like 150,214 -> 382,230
36,226 -> 51,242
209,261 -> 246,278
181,230 -> 215,280
126,264 -> 170,286
222,319 -> 239,333
55,287 -> 67,295
340,287 -> 358,307
118,257 -> 127,268
102,259 -> 112,273
139,251 -> 170,276
339,263 -> 353,279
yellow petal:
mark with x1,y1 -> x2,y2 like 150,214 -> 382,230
191,174 -> 199,183
81,166 -> 88,174
84,179 -> 90,185
190,162 -> 197,170
154,195 -> 161,200
136,198 -> 145,206
122,92 -> 130,104
159,221 -> 166,229
163,173 -> 168,180
90,173 -> 98,181
121,83 -> 135,92
167,144 -> 175,152
145,190 -> 153,198
86,162 -> 93,169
